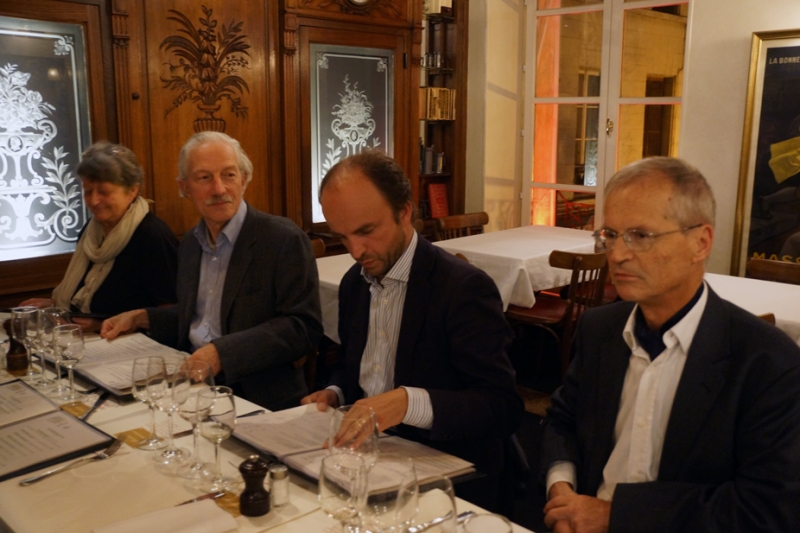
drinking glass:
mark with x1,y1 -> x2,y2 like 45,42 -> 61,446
153,354 -> 189,464
329,404 -> 380,470
199,386 -> 236,492
40,307 -> 70,398
176,364 -> 215,480
131,356 -> 167,451
10,307 -> 38,382
462,513 -> 513,533
53,324 -> 84,402
413,475 -> 457,533
319,453 -> 367,533
361,453 -> 418,533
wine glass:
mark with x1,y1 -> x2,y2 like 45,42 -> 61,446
361,453 -> 418,533
176,363 -> 215,480
131,356 -> 167,451
153,354 -> 189,464
10,306 -> 38,382
52,324 -> 85,402
199,386 -> 236,492
462,513 -> 513,533
40,307 -> 70,398
319,453 -> 367,533
329,404 -> 380,470
413,475 -> 457,533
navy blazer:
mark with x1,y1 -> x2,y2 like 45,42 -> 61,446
330,236 -> 523,483
149,203 -> 323,410
541,288 -> 800,532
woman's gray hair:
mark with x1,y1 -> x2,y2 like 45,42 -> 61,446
76,142 -> 143,192
605,156 -> 716,228
176,132 -> 253,196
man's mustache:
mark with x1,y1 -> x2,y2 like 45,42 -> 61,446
205,194 -> 233,205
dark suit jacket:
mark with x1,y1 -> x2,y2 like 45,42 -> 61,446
148,204 -> 323,411
330,237 -> 523,502
541,288 -> 800,532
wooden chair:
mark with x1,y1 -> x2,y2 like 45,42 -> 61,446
412,218 -> 425,234
505,251 -> 608,377
310,238 -> 326,259
434,211 -> 489,241
747,258 -> 800,286
758,313 -> 776,326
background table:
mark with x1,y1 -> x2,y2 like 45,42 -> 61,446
705,272 -> 800,345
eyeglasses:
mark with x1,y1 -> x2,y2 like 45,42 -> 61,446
592,224 -> 702,252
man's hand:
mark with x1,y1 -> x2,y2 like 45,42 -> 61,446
188,343 -> 222,376
71,317 -> 102,333
354,387 -> 408,433
18,298 -> 54,309
301,389 -> 340,411
100,309 -> 149,339
544,492 -> 611,533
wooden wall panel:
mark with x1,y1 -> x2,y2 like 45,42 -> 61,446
141,1 -> 276,237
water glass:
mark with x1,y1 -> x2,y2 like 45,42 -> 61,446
319,453 -> 367,532
414,475 -> 457,533
463,513 -> 514,533
10,306 -> 38,382
329,404 -> 380,470
176,363 -> 215,480
198,386 -> 236,492
53,324 -> 84,402
361,453 -> 418,533
153,354 -> 189,464
131,356 -> 167,451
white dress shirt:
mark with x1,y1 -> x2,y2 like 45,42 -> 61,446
330,231 -> 433,428
547,283 -> 709,499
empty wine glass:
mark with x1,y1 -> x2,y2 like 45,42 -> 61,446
462,513 -> 513,533
319,453 -> 367,533
40,307 -> 70,398
361,453 -> 418,533
413,475 -> 457,533
131,356 -> 167,451
153,354 -> 189,464
53,324 -> 84,402
329,404 -> 380,470
199,386 -> 236,492
176,363 -> 215,480
10,306 -> 38,382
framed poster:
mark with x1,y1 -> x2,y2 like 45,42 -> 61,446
733,29 -> 800,276
309,44 -> 394,224
0,15 -> 91,262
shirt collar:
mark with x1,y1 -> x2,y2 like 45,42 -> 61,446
194,200 -> 248,252
361,230 -> 418,288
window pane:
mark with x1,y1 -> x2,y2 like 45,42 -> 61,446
534,104 -> 599,186
535,11 -> 603,98
617,104 -> 681,170
620,6 -> 687,98
531,188 -> 596,229
538,0 -> 603,9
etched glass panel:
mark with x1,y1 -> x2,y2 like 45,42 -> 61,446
310,44 -> 394,224
0,16 -> 91,262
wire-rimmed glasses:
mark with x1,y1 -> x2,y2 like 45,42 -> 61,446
176,364 -> 215,480
52,324 -> 84,402
592,224 -> 702,252
131,356 -> 167,451
198,386 -> 236,492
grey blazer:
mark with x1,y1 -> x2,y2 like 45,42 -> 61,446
148,203 -> 323,410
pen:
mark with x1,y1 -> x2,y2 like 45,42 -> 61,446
80,391 -> 110,420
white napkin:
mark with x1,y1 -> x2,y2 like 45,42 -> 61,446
92,499 -> 237,533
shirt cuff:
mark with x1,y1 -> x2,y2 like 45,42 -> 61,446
400,386 -> 434,429
326,386 -> 345,408
546,461 -> 576,499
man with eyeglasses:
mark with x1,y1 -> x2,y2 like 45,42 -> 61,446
540,157 -> 800,533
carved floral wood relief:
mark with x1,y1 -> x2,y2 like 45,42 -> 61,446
299,0 -> 403,19
159,5 -> 251,132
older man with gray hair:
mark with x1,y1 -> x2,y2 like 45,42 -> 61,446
541,157 -> 800,532
102,132 -> 322,411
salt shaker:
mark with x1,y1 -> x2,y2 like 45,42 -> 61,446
269,463 -> 290,507
239,455 -> 270,516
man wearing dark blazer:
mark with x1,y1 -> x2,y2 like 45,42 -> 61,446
541,157 -> 800,533
301,150 -> 523,511
102,132 -> 322,410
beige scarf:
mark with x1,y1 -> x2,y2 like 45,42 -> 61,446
53,196 -> 150,312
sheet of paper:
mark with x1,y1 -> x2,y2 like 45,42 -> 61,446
233,404 -> 333,458
0,410 -> 110,481
0,381 -> 57,429
81,360 -> 136,391
82,334 -> 186,366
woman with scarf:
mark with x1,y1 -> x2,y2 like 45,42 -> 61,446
22,142 -> 178,330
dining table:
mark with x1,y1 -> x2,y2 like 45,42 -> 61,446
316,225 -> 596,342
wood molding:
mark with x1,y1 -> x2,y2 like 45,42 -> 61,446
282,13 -> 303,224
285,0 -> 412,26
112,0 -> 132,147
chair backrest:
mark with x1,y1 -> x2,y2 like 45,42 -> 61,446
310,238 -> 326,259
747,258 -> 800,286
550,250 -> 609,370
434,212 -> 489,241
412,218 -> 425,234
758,313 -> 776,326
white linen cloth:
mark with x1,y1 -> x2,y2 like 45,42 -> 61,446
92,499 -> 236,533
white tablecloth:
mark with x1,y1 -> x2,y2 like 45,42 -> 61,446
705,272 -> 800,345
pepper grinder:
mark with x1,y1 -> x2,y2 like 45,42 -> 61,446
239,455 -> 270,516
3,319 -> 28,376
